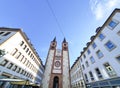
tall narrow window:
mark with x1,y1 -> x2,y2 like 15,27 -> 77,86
23,58 -> 27,64
0,32 -> 4,35
84,74 -> 88,82
116,56 -> 120,63
96,50 -> 103,58
95,68 -> 103,79
0,60 -> 8,66
15,52 -> 21,59
11,48 -> 18,56
98,33 -> 105,41
26,48 -> 29,53
28,51 -> 31,55
80,58 -> 82,62
84,54 -> 86,59
82,65 -> 85,70
105,41 -> 116,51
23,45 -> 27,50
7,63 -> 13,69
87,49 -> 91,55
104,63 -> 116,77
3,32 -> 11,36
20,55 -> 24,62
85,61 -> 89,67
17,68 -> 21,73
92,42 -> 97,49
12,65 -> 17,71
20,41 -> 24,46
90,56 -> 95,64
89,71 -> 94,81
117,30 -> 120,36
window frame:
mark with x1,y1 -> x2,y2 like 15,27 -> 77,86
103,62 -> 116,77
7,63 -> 13,69
92,42 -> 97,49
87,49 -> 91,55
90,56 -> 95,64
89,71 -> 94,81
108,19 -> 119,29
95,68 -> 103,79
116,55 -> 120,63
117,30 -> 120,36
105,40 -> 116,51
98,33 -> 105,41
96,50 -> 104,59
0,59 -> 8,66
85,61 -> 89,67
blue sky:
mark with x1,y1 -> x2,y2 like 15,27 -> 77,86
0,0 -> 120,66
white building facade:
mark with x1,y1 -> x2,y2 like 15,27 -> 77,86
79,9 -> 120,88
0,28 -> 44,87
70,57 -> 86,88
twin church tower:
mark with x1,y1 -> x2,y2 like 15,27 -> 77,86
42,38 -> 71,88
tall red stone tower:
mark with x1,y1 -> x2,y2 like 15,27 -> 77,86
42,38 -> 71,88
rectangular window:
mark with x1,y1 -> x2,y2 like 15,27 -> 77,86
84,74 -> 88,82
12,65 -> 17,71
98,33 -> 105,41
28,51 -> 31,55
117,30 -> 120,36
84,54 -> 86,59
23,58 -> 27,64
87,49 -> 91,54
16,68 -> 21,73
80,58 -> 82,62
11,48 -> 18,56
26,48 -> 29,53
90,56 -> 95,64
15,52 -> 21,59
89,71 -> 94,81
20,55 -> 24,62
104,63 -> 116,77
20,41 -> 24,46
108,20 -> 118,29
95,68 -> 103,79
21,70 -> 24,74
82,64 -> 85,70
92,42 -> 97,49
85,61 -> 89,67
116,56 -> 120,63
3,32 -> 11,36
7,63 -> 13,69
96,50 -> 103,58
0,60 -> 8,66
105,41 -> 116,51
0,32 -> 4,35
23,45 -> 27,50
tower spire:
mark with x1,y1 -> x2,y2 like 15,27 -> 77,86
63,38 -> 66,43
53,37 -> 56,42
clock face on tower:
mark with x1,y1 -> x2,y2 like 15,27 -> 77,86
55,61 -> 61,67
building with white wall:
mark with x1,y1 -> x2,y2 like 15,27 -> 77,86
79,8 -> 120,88
0,27 -> 44,87
70,57 -> 86,88
70,8 -> 120,88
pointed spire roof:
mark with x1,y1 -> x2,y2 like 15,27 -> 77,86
52,37 -> 56,42
63,38 -> 67,43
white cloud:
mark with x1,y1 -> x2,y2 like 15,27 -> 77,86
90,0 -> 120,20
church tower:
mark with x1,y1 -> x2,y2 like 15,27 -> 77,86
42,38 -> 71,88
